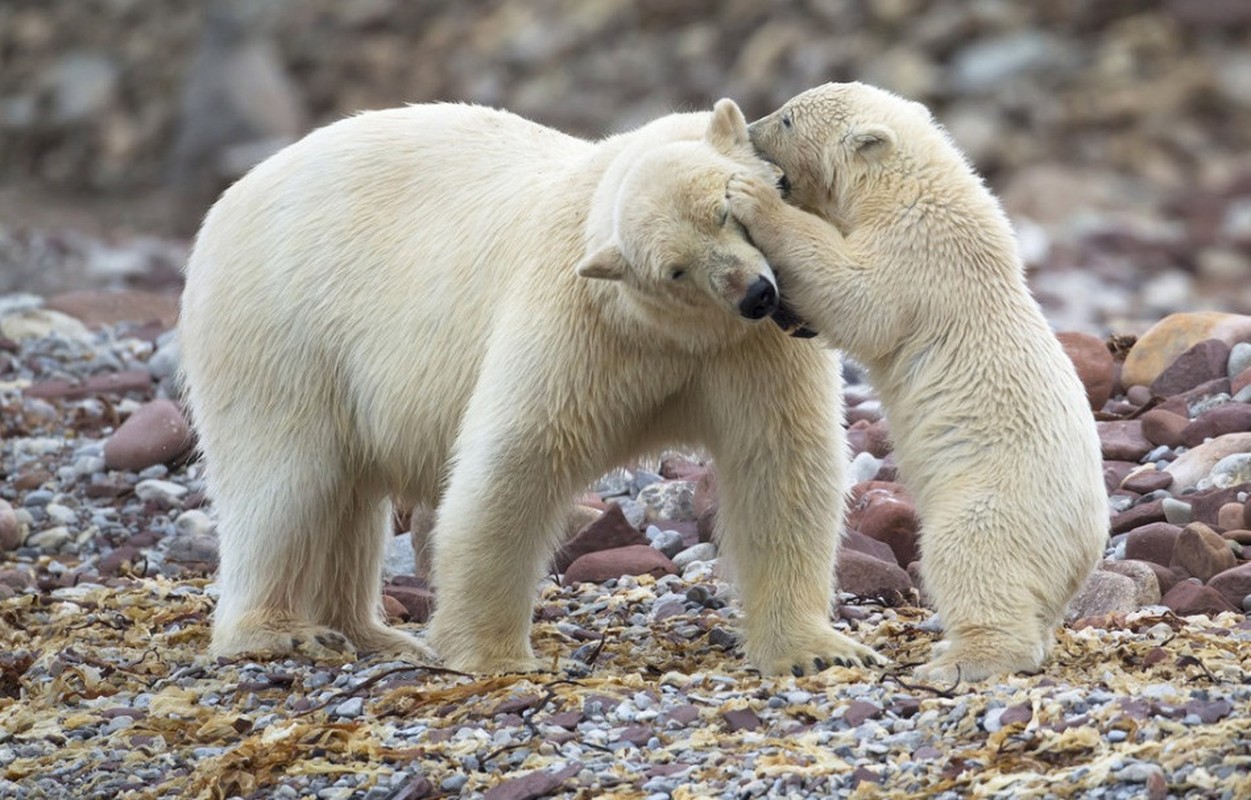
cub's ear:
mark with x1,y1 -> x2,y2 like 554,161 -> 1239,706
575,245 -> 628,281
846,124 -> 896,160
705,98 -> 750,152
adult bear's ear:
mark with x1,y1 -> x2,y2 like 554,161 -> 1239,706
705,98 -> 750,153
575,245 -> 628,281
846,124 -> 896,161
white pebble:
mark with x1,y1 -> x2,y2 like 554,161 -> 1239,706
135,479 -> 188,505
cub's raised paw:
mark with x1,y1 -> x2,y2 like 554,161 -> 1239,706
726,173 -> 785,225
754,629 -> 888,677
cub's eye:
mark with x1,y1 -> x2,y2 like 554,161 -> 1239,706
669,268 -> 686,281
781,113 -> 793,129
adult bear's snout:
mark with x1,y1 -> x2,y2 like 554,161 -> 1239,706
739,276 -> 778,320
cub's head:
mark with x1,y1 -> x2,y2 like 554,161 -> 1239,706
748,82 -> 937,226
577,99 -> 786,328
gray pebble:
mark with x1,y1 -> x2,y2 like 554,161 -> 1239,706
1229,342 -> 1251,379
25,526 -> 71,552
593,469 -> 633,498
331,697 -> 364,718
440,774 -> 468,792
847,451 -> 883,485
134,479 -> 187,505
1161,498 -> 1192,525
650,528 -> 685,558
672,542 -> 716,570
22,490 -> 54,507
616,498 -> 647,529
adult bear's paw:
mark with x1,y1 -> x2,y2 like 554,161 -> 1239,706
753,628 -> 888,677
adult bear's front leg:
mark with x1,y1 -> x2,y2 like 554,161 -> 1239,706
699,344 -> 887,676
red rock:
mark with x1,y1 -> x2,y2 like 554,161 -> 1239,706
692,469 -> 718,517
1233,365 -> 1251,396
1098,559 -> 1162,606
1126,385 -> 1154,406
1121,469 -> 1173,494
999,702 -> 1033,726
1150,339 -> 1232,397
45,289 -> 180,330
844,699 -> 882,726
562,545 -> 677,585
1111,501 -> 1167,535
696,505 -> 717,544
846,404 -> 882,425
847,489 -> 919,567
1160,581 -> 1238,616
382,585 -> 433,623
722,708 -> 761,732
835,549 -> 913,598
1217,502 -> 1246,531
1123,522 -> 1181,566
1183,404 -> 1251,447
482,763 -> 580,800
1207,562 -> 1251,609
1058,331 -> 1115,411
847,418 -> 892,458
1177,377 -> 1233,408
1223,529 -> 1251,546
660,455 -> 706,481
103,400 -> 192,471
1143,562 -> 1184,596
1187,483 -> 1251,527
381,593 -> 408,621
552,503 -> 646,572
1170,522 -> 1238,581
1097,420 -> 1152,462
0,499 -> 20,552
1103,461 -> 1140,494
1139,409 -> 1189,449
842,530 -> 896,564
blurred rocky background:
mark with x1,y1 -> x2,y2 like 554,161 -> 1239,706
1,0 -> 1250,333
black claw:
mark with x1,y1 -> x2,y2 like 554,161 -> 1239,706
791,664 -> 805,678
813,657 -> 828,672
835,657 -> 851,668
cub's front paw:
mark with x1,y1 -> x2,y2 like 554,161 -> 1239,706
753,628 -> 888,677
726,173 -> 785,226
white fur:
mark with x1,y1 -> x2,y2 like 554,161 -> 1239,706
729,82 -> 1106,682
181,100 -> 882,675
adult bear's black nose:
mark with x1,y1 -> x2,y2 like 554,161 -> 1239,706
739,276 -> 778,320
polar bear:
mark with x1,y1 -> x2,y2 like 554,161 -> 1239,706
727,82 -> 1107,682
180,99 -> 884,676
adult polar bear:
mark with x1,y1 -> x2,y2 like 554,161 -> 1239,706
180,99 -> 884,676
728,82 -> 1106,683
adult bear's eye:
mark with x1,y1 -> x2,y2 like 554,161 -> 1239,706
781,113 -> 792,129
670,268 -> 686,280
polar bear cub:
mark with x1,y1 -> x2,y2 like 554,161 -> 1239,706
728,82 -> 1106,682
181,98 -> 883,676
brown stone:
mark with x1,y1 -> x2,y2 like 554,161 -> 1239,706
842,530 -> 896,564
1103,461 -> 1140,494
1182,404 -> 1251,447
1223,529 -> 1251,546
1123,522 -> 1181,566
1097,420 -> 1153,462
1217,502 -> 1246,532
1150,339 -> 1231,398
835,549 -> 913,598
552,503 -> 646,573
1160,581 -> 1239,616
1170,522 -> 1238,581
1120,468 -> 1173,494
23,369 -> 153,400
1111,501 -> 1167,535
1143,561 -> 1185,596
692,469 -> 718,517
381,593 -> 408,621
1207,563 -> 1251,610
1233,365 -> 1251,396
0,499 -> 21,552
1139,409 -> 1189,449
45,289 -> 180,330
846,484 -> 919,567
847,418 -> 892,458
103,399 -> 193,471
1187,484 -> 1251,528
1057,331 -> 1116,411
382,585 -> 434,623
562,545 -> 677,585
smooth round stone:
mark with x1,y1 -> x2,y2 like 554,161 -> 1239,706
1162,498 -> 1192,525
672,542 -> 716,570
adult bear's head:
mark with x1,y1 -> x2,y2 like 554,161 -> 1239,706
575,99 -> 787,327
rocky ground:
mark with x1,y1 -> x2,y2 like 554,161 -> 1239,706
2,293 -> 1250,799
